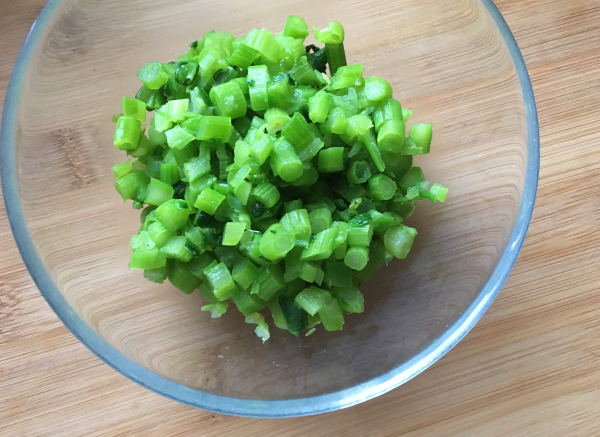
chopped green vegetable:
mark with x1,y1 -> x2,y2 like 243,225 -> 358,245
113,16 -> 446,341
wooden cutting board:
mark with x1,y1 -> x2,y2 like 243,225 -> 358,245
2,0 -> 600,435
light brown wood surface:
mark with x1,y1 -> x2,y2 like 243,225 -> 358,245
1,0 -> 599,435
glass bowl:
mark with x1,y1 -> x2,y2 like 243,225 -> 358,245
1,0 -> 538,418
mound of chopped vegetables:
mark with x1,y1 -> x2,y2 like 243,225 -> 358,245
112,16 -> 447,341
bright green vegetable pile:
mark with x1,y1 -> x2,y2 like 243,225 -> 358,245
112,16 -> 448,342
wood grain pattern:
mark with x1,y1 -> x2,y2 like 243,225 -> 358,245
1,0 -> 599,435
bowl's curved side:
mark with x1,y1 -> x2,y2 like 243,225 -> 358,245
1,0 -> 539,418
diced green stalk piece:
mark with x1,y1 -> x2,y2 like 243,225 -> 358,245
137,61 -> 169,89
267,77 -> 294,111
155,199 -> 191,231
279,35 -> 306,60
347,160 -> 371,185
372,211 -> 402,234
270,139 -> 303,182
281,208 -> 312,239
196,116 -> 233,142
249,135 -> 274,165
233,180 -> 252,205
168,262 -> 201,294
184,226 -> 205,251
186,174 -> 217,207
402,108 -> 413,123
373,99 -> 403,131
283,15 -> 309,39
284,199 -> 303,213
175,60 -> 198,85
147,220 -> 174,248
308,90 -> 330,124
229,43 -> 259,69
223,222 -> 246,246
130,249 -> 167,270
201,302 -> 229,319
352,257 -> 383,286
325,43 -> 347,75
363,77 -> 393,104
210,82 -> 247,119
239,231 -> 267,266
259,223 -> 295,261
122,97 -> 146,122
429,183 -> 448,202
309,208 -> 332,234
204,261 -> 237,301
301,227 -> 339,260
234,140 -> 251,167
160,99 -> 189,122
232,288 -> 266,316
187,252 -> 216,279
115,171 -> 147,202
344,246 -> 369,271
292,162 -> 319,187
329,64 -> 363,91
294,286 -> 331,316
377,120 -> 405,152
318,147 -> 345,173
281,112 -> 314,150
247,65 -> 270,111
245,313 -> 270,342
368,174 -> 397,200
189,87 -> 212,115
145,177 -> 174,206
345,115 -> 373,142
314,21 -> 345,44
348,225 -> 373,247
406,123 -> 433,155
297,137 -> 325,163
165,125 -> 195,151
253,182 -> 280,208
268,298 -> 288,330
325,107 -> 349,135
371,238 -> 393,264
297,262 -> 318,283
198,281 -> 219,305
144,266 -> 169,284
152,112 -> 172,133
130,231 -> 155,252
159,159 -> 179,187
264,108 -> 291,136
254,264 -> 286,301
194,187 -> 226,215
398,167 -> 425,190
388,195 -> 416,218
214,246 -> 243,270
384,225 -> 417,259
160,236 -> 193,262
114,116 -> 141,150
291,56 -> 317,85
318,298 -> 344,331
333,286 -> 364,313
232,257 -> 259,290
333,240 -> 348,259
183,146 -> 211,183
136,86 -> 167,111
228,165 -> 250,189
113,161 -> 132,179
245,28 -> 284,64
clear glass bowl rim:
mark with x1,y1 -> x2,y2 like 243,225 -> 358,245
0,0 -> 539,418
